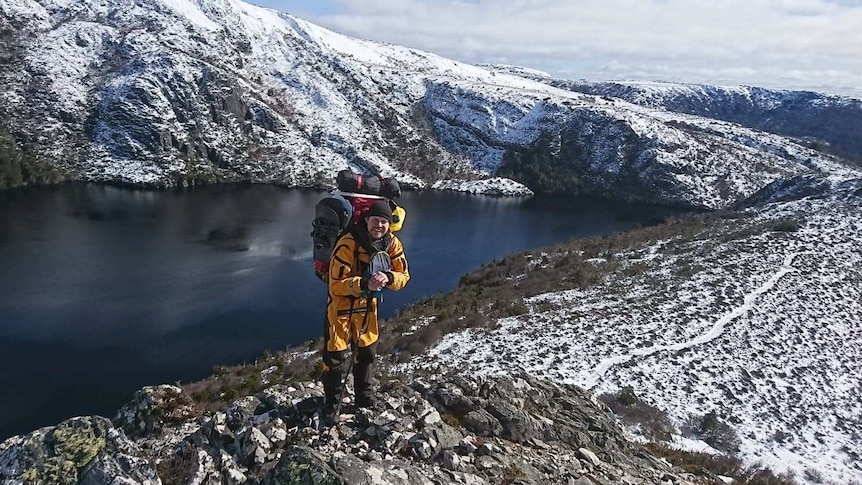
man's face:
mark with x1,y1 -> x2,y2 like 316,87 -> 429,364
366,215 -> 390,240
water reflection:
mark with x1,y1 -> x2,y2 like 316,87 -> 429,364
0,183 -> 684,439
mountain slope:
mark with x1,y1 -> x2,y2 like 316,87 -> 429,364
2,0 -> 860,208
400,181 -> 862,483
540,78 -> 862,164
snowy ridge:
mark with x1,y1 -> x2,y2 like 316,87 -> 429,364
2,0 -> 861,206
552,79 -> 862,164
403,186 -> 862,483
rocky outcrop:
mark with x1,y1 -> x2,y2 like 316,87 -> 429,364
0,375 -> 711,485
115,385 -> 199,439
0,416 -> 159,485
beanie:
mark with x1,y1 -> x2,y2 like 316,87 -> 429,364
365,200 -> 393,222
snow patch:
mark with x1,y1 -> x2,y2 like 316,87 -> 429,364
431,177 -> 534,196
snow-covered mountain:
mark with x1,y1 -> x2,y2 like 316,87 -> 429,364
2,0 -> 861,208
543,78 -> 862,164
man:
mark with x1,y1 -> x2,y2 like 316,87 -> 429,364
323,200 -> 409,416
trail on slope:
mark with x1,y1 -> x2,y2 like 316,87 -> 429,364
583,252 -> 802,389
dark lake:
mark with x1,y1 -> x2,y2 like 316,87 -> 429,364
0,183 -> 683,439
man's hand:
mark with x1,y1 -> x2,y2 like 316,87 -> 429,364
367,272 -> 389,292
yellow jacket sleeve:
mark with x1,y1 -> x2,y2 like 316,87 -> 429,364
386,235 -> 410,291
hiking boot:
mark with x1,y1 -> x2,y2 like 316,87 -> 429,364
354,395 -> 378,409
322,404 -> 340,426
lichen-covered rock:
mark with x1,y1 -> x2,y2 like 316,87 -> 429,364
0,417 -> 109,485
227,396 -> 263,431
265,446 -> 339,485
425,382 -> 478,417
238,426 -> 271,467
422,421 -> 463,452
78,427 -> 162,485
0,416 -> 159,485
330,454 -> 436,485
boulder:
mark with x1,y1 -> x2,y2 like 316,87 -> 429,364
113,385 -> 196,438
461,409 -> 504,437
0,417 -> 158,485
486,400 -> 541,443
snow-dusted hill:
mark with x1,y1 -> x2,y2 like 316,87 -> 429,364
541,78 -> 862,164
1,0 -> 860,207
401,180 -> 862,483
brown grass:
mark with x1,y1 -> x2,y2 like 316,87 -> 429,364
182,352 -> 308,411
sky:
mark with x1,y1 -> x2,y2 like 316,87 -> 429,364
246,0 -> 862,98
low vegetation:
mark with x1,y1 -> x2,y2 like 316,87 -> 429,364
377,210 -> 737,361
497,131 -> 587,195
598,386 -> 675,442
646,444 -> 799,485
685,410 -> 742,454
183,348 -> 311,413
0,129 -> 65,189
598,385 -> 800,485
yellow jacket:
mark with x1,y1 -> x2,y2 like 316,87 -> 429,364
326,230 -> 409,352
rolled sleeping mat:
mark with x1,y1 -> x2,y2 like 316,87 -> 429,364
380,178 -> 401,199
336,169 -> 382,196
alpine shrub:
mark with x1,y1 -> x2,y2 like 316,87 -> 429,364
686,410 -> 741,453
599,388 -> 675,442
772,218 -> 800,232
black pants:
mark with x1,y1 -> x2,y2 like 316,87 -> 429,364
322,328 -> 377,406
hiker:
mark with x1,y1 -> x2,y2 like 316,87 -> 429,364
322,200 -> 409,417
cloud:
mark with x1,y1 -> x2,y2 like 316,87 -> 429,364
265,0 -> 862,97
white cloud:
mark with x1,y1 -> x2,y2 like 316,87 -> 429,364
260,0 -> 862,97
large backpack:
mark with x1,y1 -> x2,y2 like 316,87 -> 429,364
311,170 -> 405,283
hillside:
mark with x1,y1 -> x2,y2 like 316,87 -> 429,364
1,0 -> 861,208
398,180 -> 862,483
544,79 -> 862,164
4,180 -> 859,484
